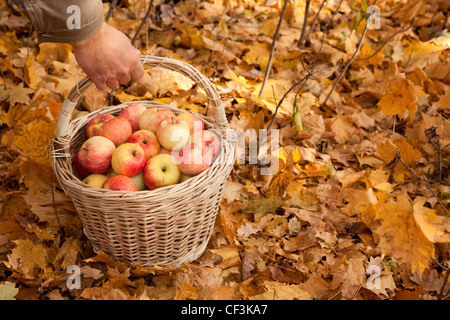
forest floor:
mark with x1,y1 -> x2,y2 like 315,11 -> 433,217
0,0 -> 449,300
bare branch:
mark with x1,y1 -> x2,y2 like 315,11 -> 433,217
320,0 -> 378,108
297,0 -> 311,48
258,0 -> 290,97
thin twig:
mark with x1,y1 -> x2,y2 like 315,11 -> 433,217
305,0 -> 327,44
258,0 -> 289,97
131,0 -> 154,45
320,0 -> 377,108
266,85 -> 279,130
105,0 -> 119,23
47,138 -> 62,232
297,0 -> 311,48
393,149 -> 450,217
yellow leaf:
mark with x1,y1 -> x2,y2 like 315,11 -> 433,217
0,82 -> 34,106
242,42 -> 270,71
378,75 -> 427,124
292,148 -> 301,163
8,239 -> 48,278
36,43 -> 74,64
249,281 -> 312,300
413,200 -> 450,243
10,119 -> 56,167
365,195 -> 435,274
174,282 -> 199,300
356,43 -> 384,68
368,169 -> 394,193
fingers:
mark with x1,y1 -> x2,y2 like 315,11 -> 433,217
130,62 -> 144,82
89,51 -> 143,91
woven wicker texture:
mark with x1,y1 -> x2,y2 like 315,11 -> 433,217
52,56 -> 236,267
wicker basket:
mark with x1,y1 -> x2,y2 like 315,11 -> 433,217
52,56 -> 236,268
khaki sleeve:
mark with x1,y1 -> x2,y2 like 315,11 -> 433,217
12,0 -> 104,44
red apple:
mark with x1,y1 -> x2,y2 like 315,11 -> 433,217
99,116 -> 133,146
109,170 -> 146,191
177,112 -> 204,135
102,175 -> 138,191
119,103 -> 147,131
143,154 -> 181,190
176,142 -> 211,176
128,129 -> 160,160
190,129 -> 221,161
84,114 -> 115,138
138,108 -> 176,133
156,117 -> 190,151
111,142 -> 146,177
77,136 -> 116,174
73,149 -> 90,178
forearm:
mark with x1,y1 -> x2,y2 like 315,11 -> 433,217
12,0 -> 104,43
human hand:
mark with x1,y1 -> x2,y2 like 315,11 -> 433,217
72,22 -> 144,91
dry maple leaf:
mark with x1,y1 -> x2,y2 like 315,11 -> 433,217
377,75 -> 427,124
361,195 -> 435,275
8,239 -> 48,278
0,82 -> 34,106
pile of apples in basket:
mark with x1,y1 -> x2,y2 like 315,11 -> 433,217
73,103 -> 221,191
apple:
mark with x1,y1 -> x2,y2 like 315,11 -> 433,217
84,114 -> 115,138
177,112 -> 204,135
156,117 -> 190,151
143,154 -> 181,190
176,142 -> 211,176
73,149 -> 90,178
180,173 -> 193,182
138,108 -> 176,133
130,171 -> 146,191
102,175 -> 138,191
119,103 -> 147,131
111,142 -> 146,177
159,147 -> 171,155
99,116 -> 133,146
191,129 -> 221,161
128,130 -> 160,160
72,109 -> 89,120
78,136 -> 116,174
82,174 -> 108,188
108,170 -> 146,191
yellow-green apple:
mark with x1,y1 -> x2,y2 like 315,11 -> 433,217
191,129 -> 221,162
102,175 -> 138,191
128,129 -> 160,160
177,112 -> 204,135
156,117 -> 190,151
138,108 -> 176,133
176,142 -> 211,176
108,170 -> 146,191
85,114 -> 115,138
78,136 -> 116,174
72,109 -> 89,120
73,149 -> 90,178
143,154 -> 181,190
119,103 -> 147,131
130,171 -> 146,191
111,142 -> 146,177
180,173 -> 192,182
82,173 -> 108,188
100,116 -> 133,146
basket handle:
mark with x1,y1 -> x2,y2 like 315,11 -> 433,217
55,55 -> 229,139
